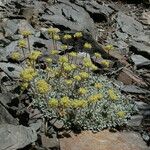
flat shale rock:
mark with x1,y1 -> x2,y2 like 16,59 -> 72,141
116,12 -> 144,37
40,0 -> 97,39
0,103 -> 18,125
60,130 -> 149,150
0,62 -> 23,79
129,41 -> 150,59
0,124 -> 37,150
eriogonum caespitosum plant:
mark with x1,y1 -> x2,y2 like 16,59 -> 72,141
18,27 -> 136,131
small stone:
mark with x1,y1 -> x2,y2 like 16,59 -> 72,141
127,115 -> 143,128
117,67 -> 146,86
41,134 -> 60,149
50,119 -> 64,130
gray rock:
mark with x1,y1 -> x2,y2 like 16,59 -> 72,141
0,93 -> 13,107
41,134 -> 60,149
0,124 -> 37,150
72,0 -> 114,20
131,54 -> 150,67
135,101 -> 150,111
50,119 -> 64,130
0,62 -> 23,79
120,85 -> 150,94
2,19 -> 19,37
40,0 -> 97,39
18,19 -> 36,34
116,12 -> 143,37
129,41 -> 150,59
127,115 -> 143,128
0,103 -> 18,125
30,119 -> 42,131
115,31 -> 128,40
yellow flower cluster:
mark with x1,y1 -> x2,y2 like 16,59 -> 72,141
117,111 -> 126,118
63,63 -> 76,72
20,67 -> 37,81
71,99 -> 87,108
51,50 -> 59,55
20,82 -> 29,90
49,98 -> 59,108
69,52 -> 77,57
53,34 -> 60,40
83,58 -> 92,68
21,30 -> 31,37
60,96 -> 71,108
79,72 -> 89,79
63,34 -> 72,40
94,83 -> 103,89
88,94 -> 103,103
59,56 -> 68,63
28,50 -> 42,61
36,79 -> 50,94
101,60 -> 110,68
84,42 -> 92,49
61,45 -> 68,50
104,44 -> 114,51
74,75 -> 81,81
74,32 -> 83,38
18,39 -> 27,48
46,58 -> 52,63
78,88 -> 87,95
65,79 -> 73,85
11,52 -> 21,61
48,27 -> 60,34
94,53 -> 101,58
108,89 -> 118,101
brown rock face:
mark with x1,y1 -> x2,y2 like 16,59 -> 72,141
60,130 -> 149,150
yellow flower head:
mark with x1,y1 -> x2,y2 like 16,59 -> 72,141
83,42 -> 92,49
79,72 -> 89,79
69,52 -> 77,57
74,32 -> 83,38
108,89 -> 118,101
88,94 -> 103,103
61,45 -> 68,50
101,60 -> 110,68
20,82 -> 29,90
21,30 -> 31,37
59,56 -> 68,63
83,58 -> 92,68
28,50 -> 42,61
117,111 -> 126,118
71,99 -> 87,108
63,63 -> 76,72
78,87 -> 87,95
63,34 -> 72,40
91,64 -> 98,70
45,58 -> 52,63
94,53 -> 101,58
94,83 -> 103,89
65,79 -> 73,85
104,44 -> 114,51
18,39 -> 27,48
51,50 -> 59,55
53,34 -> 60,40
36,79 -> 50,94
48,27 -> 60,34
60,96 -> 71,108
20,67 -> 37,81
73,75 -> 81,81
49,98 -> 59,108
11,52 -> 21,61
